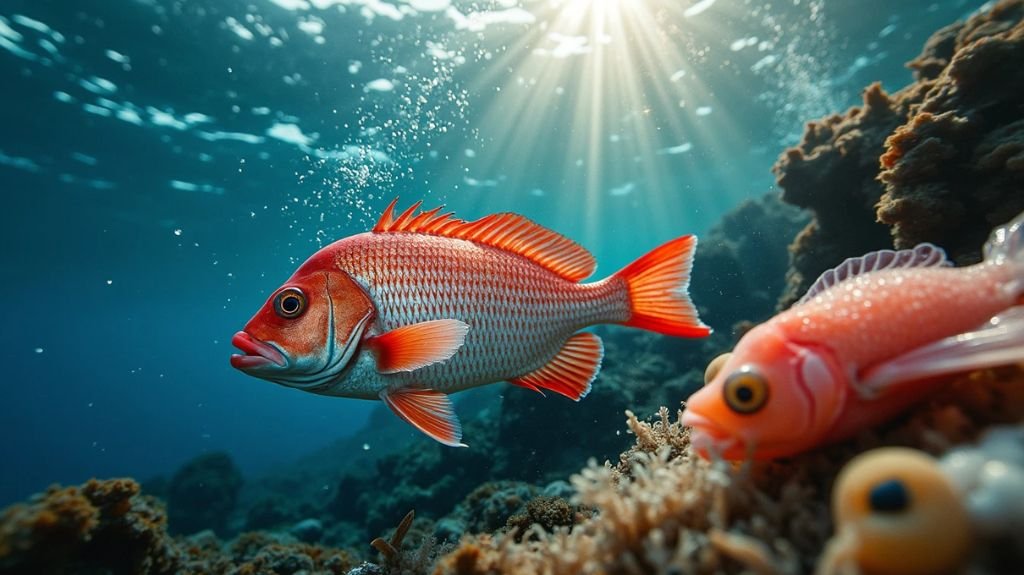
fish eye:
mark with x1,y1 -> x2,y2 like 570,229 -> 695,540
868,478 -> 910,513
723,367 -> 769,414
273,287 -> 306,319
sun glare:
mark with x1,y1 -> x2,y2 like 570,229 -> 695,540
448,0 -> 765,259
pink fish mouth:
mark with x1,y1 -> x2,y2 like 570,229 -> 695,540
230,331 -> 287,370
680,409 -> 741,458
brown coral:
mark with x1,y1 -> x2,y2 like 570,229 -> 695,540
0,477 -> 359,575
773,0 -> 1024,306
504,496 -> 590,543
0,478 -> 180,574
878,1 -> 1024,262
771,82 -> 909,308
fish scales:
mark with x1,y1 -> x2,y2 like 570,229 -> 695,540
333,232 -> 628,392
232,200 -> 709,445
777,264 -> 1009,368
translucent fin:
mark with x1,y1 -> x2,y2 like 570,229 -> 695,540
380,387 -> 466,447
366,319 -> 469,374
798,243 -> 951,305
613,235 -> 711,338
984,209 -> 1024,266
373,198 -> 596,282
509,332 -> 603,401
858,308 -> 1024,396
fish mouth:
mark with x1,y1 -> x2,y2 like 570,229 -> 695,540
230,331 -> 288,370
680,409 -> 742,458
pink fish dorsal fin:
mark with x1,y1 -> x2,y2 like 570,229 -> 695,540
381,387 -> 466,447
509,332 -> 604,401
373,198 -> 596,282
366,319 -> 469,374
797,243 -> 951,305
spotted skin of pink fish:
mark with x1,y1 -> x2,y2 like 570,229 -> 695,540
321,232 -> 628,393
775,263 -> 1011,370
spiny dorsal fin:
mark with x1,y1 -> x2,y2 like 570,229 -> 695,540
373,199 -> 596,282
798,243 -> 951,305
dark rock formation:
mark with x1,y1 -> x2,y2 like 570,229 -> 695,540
774,0 -> 1024,306
879,1 -> 1024,262
166,452 -> 243,536
689,193 -> 810,328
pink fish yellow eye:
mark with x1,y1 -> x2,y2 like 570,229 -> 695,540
723,367 -> 769,414
274,287 -> 306,319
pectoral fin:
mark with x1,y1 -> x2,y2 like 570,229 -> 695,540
366,319 -> 469,374
380,387 -> 466,447
858,308 -> 1024,397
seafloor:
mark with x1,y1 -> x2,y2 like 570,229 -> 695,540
2,1 -> 1023,574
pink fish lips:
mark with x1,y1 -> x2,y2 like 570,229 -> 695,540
230,331 -> 287,370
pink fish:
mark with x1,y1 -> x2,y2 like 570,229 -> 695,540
231,200 -> 710,446
682,212 -> 1024,460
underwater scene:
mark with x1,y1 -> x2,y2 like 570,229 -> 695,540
2,0 -> 1024,573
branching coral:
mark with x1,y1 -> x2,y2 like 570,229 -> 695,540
434,364 -> 1024,575
433,410 -> 828,575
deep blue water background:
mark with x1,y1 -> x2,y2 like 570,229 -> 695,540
0,0 -> 984,505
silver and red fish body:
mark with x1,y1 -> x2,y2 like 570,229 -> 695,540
232,200 -> 710,446
311,230 -> 629,399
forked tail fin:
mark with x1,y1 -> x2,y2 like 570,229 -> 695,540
612,235 -> 711,338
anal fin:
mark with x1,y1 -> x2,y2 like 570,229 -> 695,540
509,332 -> 604,401
380,387 -> 466,447
858,308 -> 1024,397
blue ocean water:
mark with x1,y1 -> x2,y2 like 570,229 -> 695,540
0,0 -> 983,506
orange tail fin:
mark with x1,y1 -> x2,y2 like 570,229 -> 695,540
613,235 -> 711,338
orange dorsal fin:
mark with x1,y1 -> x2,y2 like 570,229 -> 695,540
366,319 -> 469,374
509,332 -> 603,400
380,387 -> 466,447
373,198 -> 596,282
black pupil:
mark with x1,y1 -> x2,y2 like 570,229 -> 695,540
868,479 -> 910,513
736,385 -> 754,403
281,295 -> 300,313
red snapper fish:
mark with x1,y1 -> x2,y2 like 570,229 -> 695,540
681,211 -> 1024,460
231,200 -> 710,446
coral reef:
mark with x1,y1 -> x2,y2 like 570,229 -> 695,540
0,477 -> 359,575
166,452 -> 244,536
773,0 -> 1024,306
0,478 -> 179,575
434,366 -> 1024,575
504,496 -> 590,543
878,0 -> 1024,261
